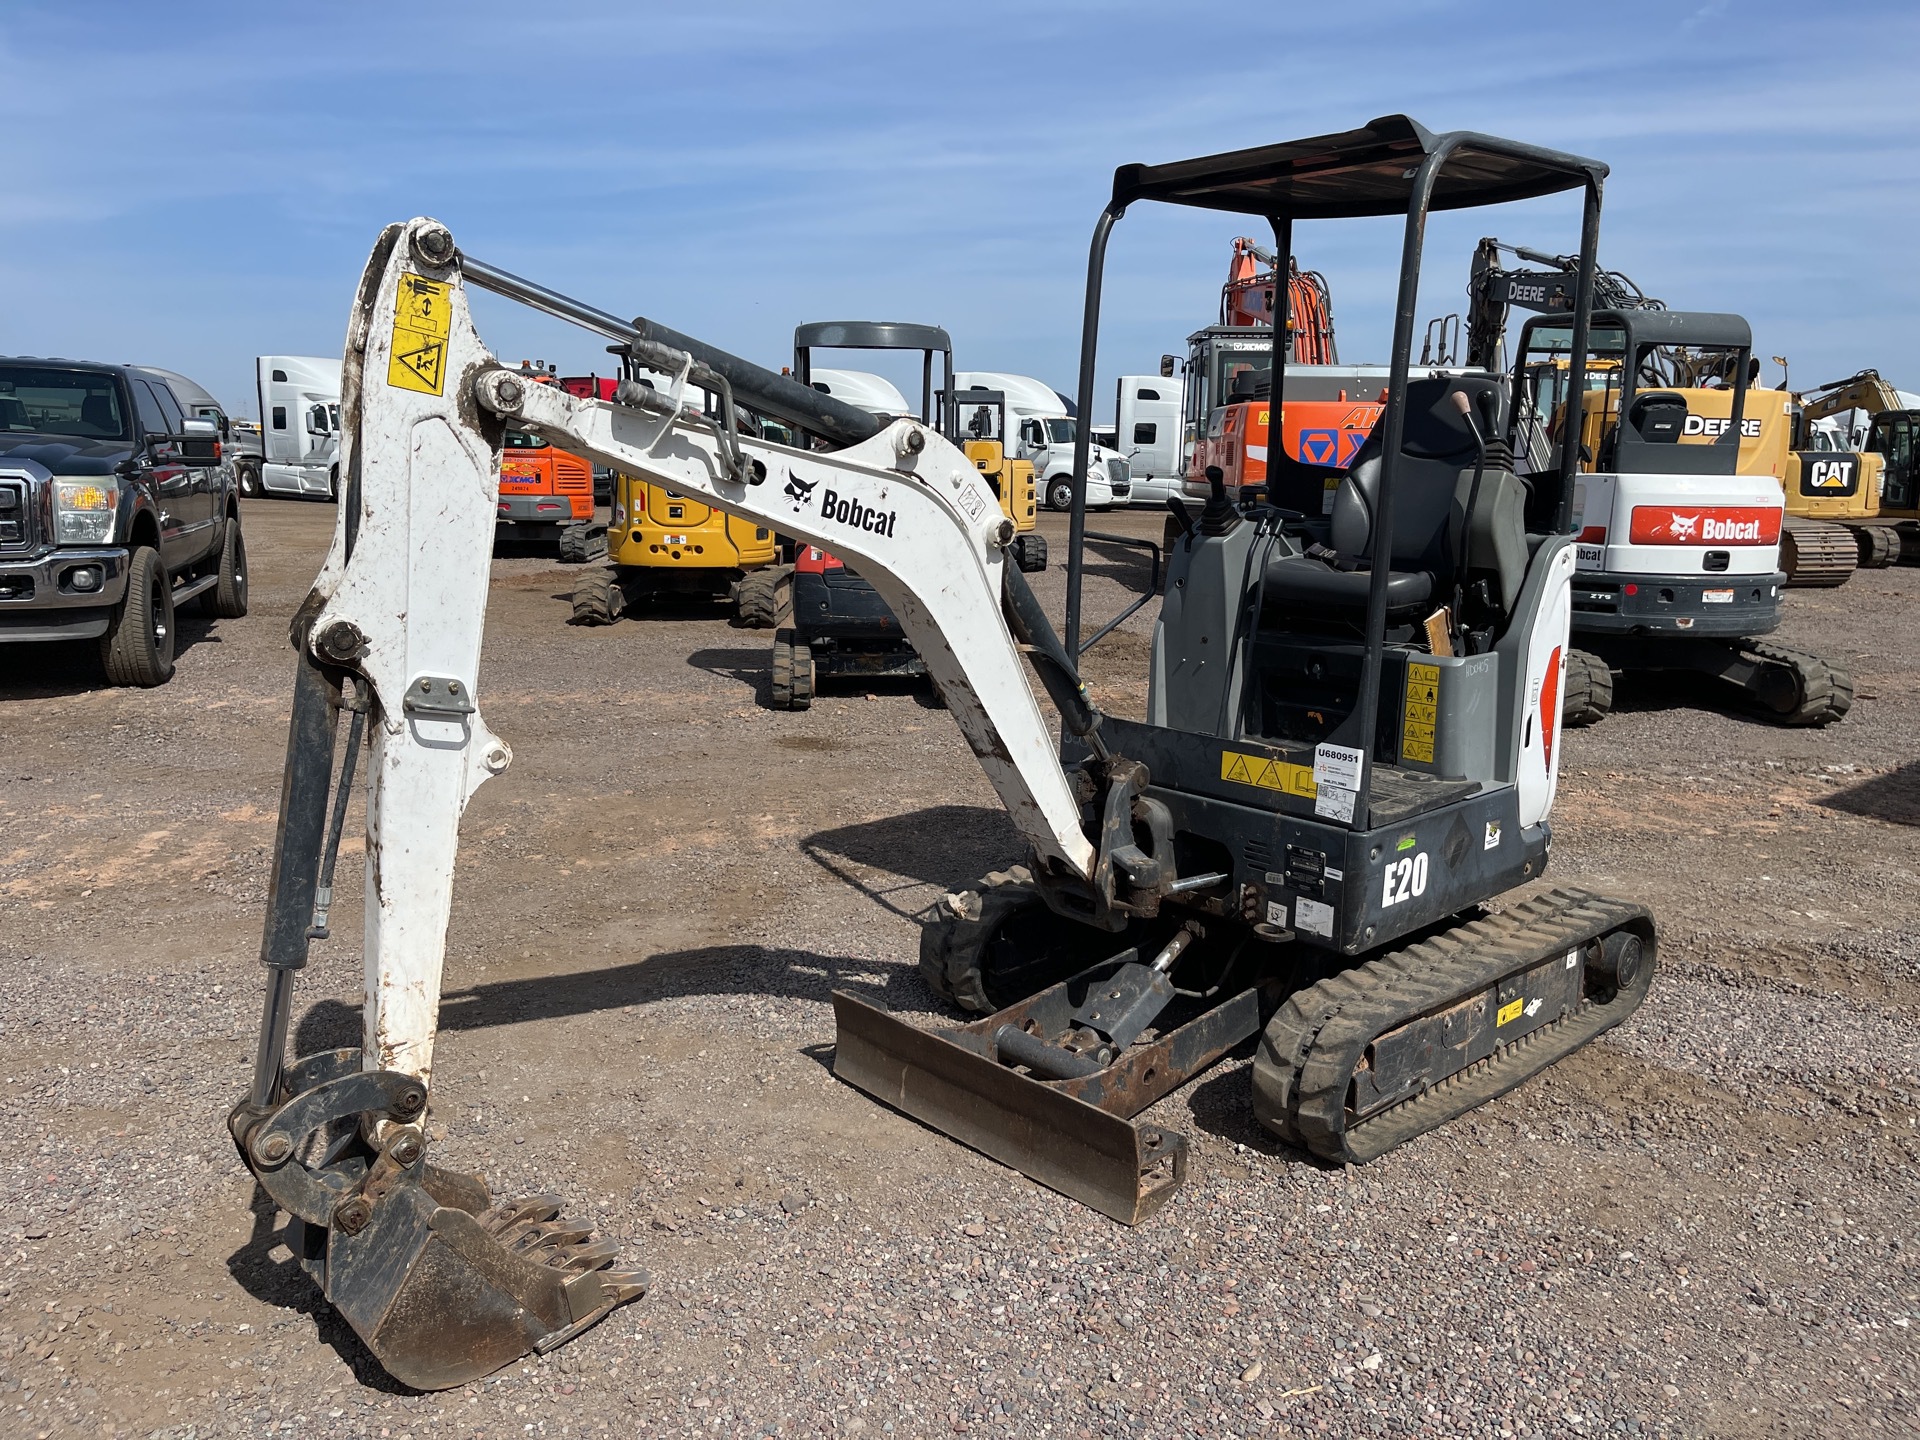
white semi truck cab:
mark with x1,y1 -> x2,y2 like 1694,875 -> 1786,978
256,355 -> 342,500
955,370 -> 1125,511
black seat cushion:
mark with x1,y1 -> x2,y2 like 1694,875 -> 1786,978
1260,554 -> 1432,619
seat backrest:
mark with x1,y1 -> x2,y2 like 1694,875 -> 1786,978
1629,391 -> 1686,443
1329,375 -> 1501,575
81,393 -> 117,433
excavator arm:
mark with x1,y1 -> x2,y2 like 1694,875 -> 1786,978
1798,369 -> 1905,424
229,217 -> 1106,1390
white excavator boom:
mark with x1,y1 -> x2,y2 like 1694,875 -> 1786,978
311,217 -> 1093,1091
227,217 -> 1102,1390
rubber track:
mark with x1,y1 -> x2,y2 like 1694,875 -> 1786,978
1737,638 -> 1853,727
918,867 -> 1036,1013
1853,524 -> 1900,570
735,564 -> 793,629
1781,518 -> 1857,588
569,568 -> 622,626
1253,888 -> 1654,1165
558,524 -> 607,565
1561,649 -> 1614,728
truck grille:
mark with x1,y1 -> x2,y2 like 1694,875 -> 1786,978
0,478 -> 28,552
1106,457 -> 1131,496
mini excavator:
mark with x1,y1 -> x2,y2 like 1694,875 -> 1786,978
230,117 -> 1656,1392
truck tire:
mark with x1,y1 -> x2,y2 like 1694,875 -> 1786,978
325,466 -> 340,504
769,629 -> 814,710
1561,649 -> 1613,728
197,517 -> 249,618
1045,477 -> 1075,512
733,564 -> 793,629
237,461 -> 262,498
100,545 -> 175,687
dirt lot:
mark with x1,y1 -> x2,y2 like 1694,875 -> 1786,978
0,499 -> 1915,1440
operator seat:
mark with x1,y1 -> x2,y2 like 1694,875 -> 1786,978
1260,375 -> 1510,626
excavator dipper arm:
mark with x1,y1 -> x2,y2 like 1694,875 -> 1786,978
230,217 -> 1099,1390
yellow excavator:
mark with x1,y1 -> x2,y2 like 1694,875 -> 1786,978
1779,369 -> 1917,577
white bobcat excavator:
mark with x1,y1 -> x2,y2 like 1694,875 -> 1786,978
230,117 -> 1656,1392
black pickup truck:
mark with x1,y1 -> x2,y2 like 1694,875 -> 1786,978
0,358 -> 247,686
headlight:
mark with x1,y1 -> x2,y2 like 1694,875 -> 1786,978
53,480 -> 115,544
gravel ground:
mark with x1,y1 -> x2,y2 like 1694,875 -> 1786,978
0,501 -> 1914,1440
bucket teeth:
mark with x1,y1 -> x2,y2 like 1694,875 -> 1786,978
556,1238 -> 623,1273
479,1193 -> 649,1296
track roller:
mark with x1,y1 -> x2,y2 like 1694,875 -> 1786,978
1251,888 -> 1655,1164
1781,517 -> 1858,588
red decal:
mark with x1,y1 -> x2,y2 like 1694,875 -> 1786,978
1628,505 -> 1781,546
1540,646 -> 1562,771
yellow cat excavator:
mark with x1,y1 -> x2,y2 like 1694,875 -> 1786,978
1782,369 -> 1917,576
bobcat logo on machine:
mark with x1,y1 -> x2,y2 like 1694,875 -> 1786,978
1628,504 -> 1780,546
784,473 -> 819,508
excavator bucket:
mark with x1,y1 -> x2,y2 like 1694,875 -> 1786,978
231,1048 -> 647,1390
830,962 -> 1262,1225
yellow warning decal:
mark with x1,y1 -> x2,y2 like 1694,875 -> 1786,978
1496,997 -> 1525,1027
1220,749 -> 1317,798
387,273 -> 452,395
1402,660 -> 1440,764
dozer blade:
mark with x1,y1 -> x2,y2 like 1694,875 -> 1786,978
831,974 -> 1260,1225
232,1050 -> 647,1390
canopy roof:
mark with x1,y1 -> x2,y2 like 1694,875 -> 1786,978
1110,115 -> 1605,221
794,321 -> 953,354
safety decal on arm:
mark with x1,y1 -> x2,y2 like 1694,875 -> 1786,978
387,274 -> 452,396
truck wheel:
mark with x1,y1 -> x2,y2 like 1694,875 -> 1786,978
1045,478 -> 1075,512
237,462 -> 262,498
100,545 -> 175,687
197,517 -> 249,618
325,466 -> 340,504
769,629 -> 813,710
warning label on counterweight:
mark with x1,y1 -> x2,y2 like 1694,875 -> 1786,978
1402,661 -> 1439,764
1220,748 -> 1317,798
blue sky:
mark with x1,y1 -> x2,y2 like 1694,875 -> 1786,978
4,1 -> 1914,420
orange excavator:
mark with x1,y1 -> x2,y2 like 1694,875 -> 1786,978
1220,236 -> 1336,355
493,362 -> 602,561
1181,240 -> 1387,516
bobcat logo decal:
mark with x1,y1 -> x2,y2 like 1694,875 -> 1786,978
784,473 -> 818,507
1666,512 -> 1700,542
